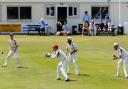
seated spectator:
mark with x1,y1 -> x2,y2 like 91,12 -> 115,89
89,20 -> 97,36
82,21 -> 89,35
56,20 -> 62,32
98,20 -> 105,32
108,20 -> 112,32
39,18 -> 45,35
56,22 -> 71,36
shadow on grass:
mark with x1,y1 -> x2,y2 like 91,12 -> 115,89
1,66 -> 29,69
68,73 -> 90,77
79,73 -> 90,77
115,75 -> 128,79
57,79 -> 77,82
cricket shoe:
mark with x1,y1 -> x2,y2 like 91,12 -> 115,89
56,77 -> 61,80
65,79 -> 70,82
1,65 -> 7,67
76,73 -> 80,76
67,73 -> 70,75
114,74 -> 119,77
17,66 -> 22,68
125,76 -> 128,78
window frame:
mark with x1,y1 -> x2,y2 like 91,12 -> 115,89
68,4 -> 79,18
20,6 -> 32,20
6,6 -> 32,21
0,5 -> 2,22
45,4 -> 56,19
91,6 -> 109,20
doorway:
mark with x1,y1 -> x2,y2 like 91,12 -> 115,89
57,7 -> 67,25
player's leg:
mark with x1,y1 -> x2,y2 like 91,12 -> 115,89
115,59 -> 123,76
60,60 -> 69,81
56,62 -> 62,80
72,54 -> 79,75
14,50 -> 21,68
2,50 -> 14,67
123,60 -> 128,78
67,54 -> 71,74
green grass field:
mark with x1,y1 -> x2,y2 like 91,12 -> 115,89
0,35 -> 128,89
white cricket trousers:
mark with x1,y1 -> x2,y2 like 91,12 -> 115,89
4,50 -> 21,67
116,59 -> 128,77
67,54 -> 79,75
57,59 -> 69,80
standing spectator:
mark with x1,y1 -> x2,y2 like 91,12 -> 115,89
39,18 -> 45,35
83,11 -> 90,25
105,14 -> 110,29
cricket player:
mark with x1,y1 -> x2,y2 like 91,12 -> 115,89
45,45 -> 70,81
2,33 -> 21,68
113,43 -> 128,78
66,37 -> 79,75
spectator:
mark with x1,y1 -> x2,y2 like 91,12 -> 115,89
82,21 -> 89,35
56,20 -> 62,32
105,14 -> 110,29
89,20 -> 97,36
98,20 -> 105,32
62,22 -> 71,35
108,20 -> 112,32
39,18 -> 45,35
83,11 -> 90,25
56,21 -> 71,36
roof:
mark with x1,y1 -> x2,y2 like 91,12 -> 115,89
0,0 -> 128,3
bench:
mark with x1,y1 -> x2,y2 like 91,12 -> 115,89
23,25 -> 42,35
96,24 -> 116,36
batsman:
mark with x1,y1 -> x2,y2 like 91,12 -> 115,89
45,45 -> 70,81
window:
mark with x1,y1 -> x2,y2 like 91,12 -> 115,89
69,7 -> 73,16
7,6 -> 32,20
68,5 -> 78,17
20,7 -> 31,19
0,5 -> 2,21
45,6 -> 55,17
91,6 -> 109,19
7,7 -> 18,19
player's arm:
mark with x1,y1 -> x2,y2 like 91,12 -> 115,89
14,40 -> 18,52
113,48 -> 122,60
71,49 -> 78,55
71,43 -> 78,55
45,51 -> 59,59
66,45 -> 68,55
113,55 -> 122,60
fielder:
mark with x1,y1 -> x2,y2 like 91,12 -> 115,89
2,33 -> 21,68
45,45 -> 70,81
66,37 -> 79,75
113,43 -> 128,78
